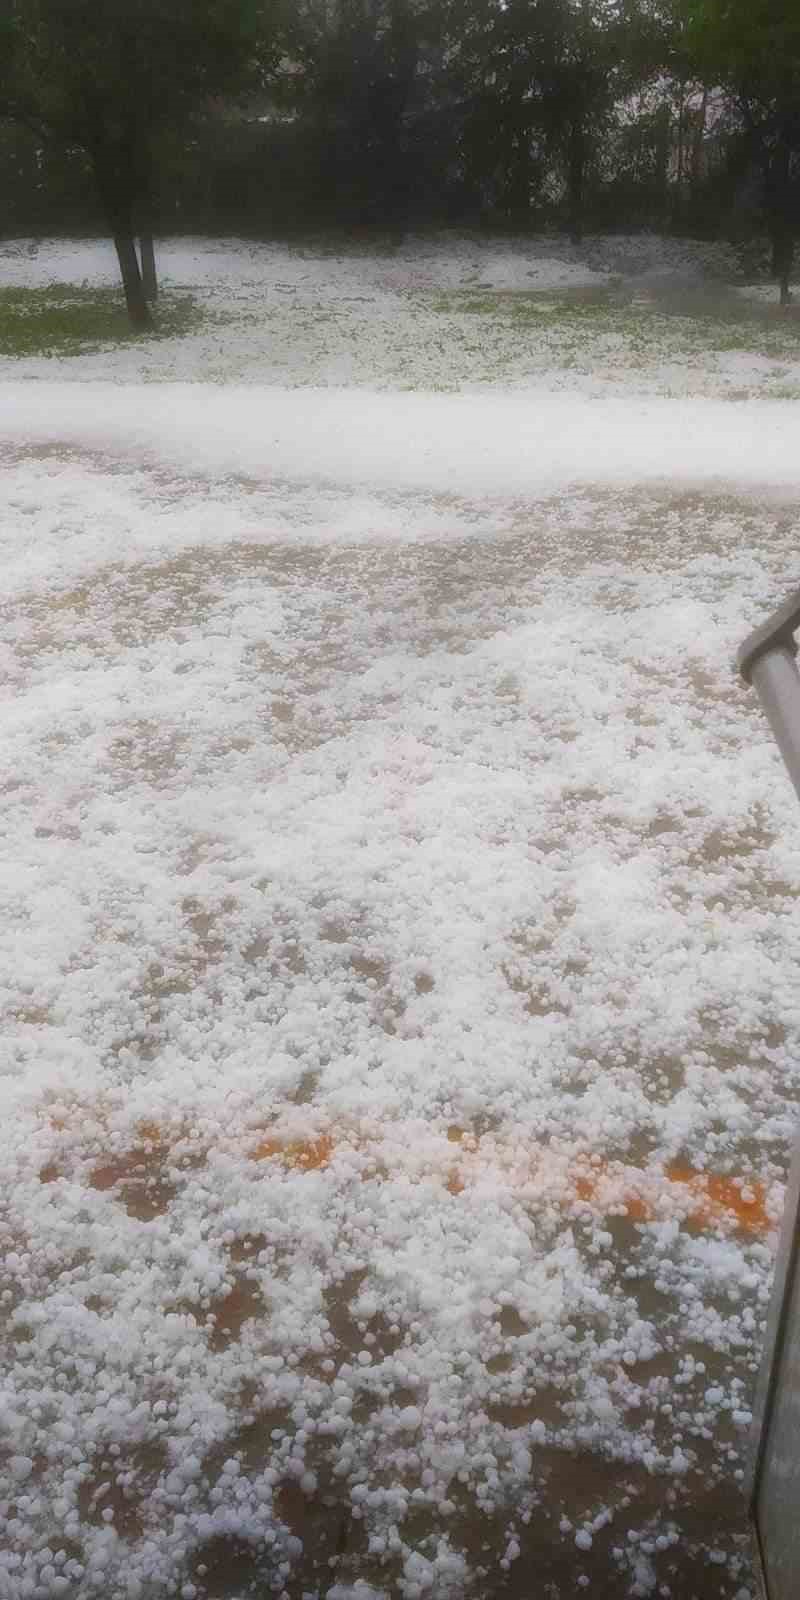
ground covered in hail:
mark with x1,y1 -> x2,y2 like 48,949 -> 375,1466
2,232 -> 800,1600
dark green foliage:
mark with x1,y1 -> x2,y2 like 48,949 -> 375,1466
0,0 -> 798,279
0,119 -> 99,230
2,0 -> 272,138
0,1 -> 282,322
434,0 -> 668,236
282,0 -> 448,225
680,0 -> 800,298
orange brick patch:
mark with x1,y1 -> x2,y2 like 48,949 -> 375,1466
36,1108 -> 775,1237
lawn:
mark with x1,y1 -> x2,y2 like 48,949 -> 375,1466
0,283 -> 205,357
1,232 -> 799,1600
428,283 -> 800,395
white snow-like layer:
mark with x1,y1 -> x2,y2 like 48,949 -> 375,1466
4,232 -> 794,400
1,236 -> 795,1600
3,382 -> 800,516
3,229 -> 727,296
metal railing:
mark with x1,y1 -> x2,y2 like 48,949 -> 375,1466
738,590 -> 800,1600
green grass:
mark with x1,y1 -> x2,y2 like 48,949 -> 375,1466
428,286 -> 800,364
0,283 -> 206,357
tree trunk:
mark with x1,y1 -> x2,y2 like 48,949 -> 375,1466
774,232 -> 793,306
567,120 -> 585,244
139,231 -> 158,301
654,106 -> 670,225
91,141 -> 152,330
113,229 -> 151,328
509,128 -> 533,223
764,137 -> 793,308
675,85 -> 685,191
690,90 -> 708,188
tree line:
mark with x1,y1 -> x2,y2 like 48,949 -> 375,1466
1,0 -> 798,322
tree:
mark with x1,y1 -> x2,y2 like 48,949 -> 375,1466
440,0 -> 662,237
282,0 -> 445,226
1,0 -> 279,325
680,0 -> 800,302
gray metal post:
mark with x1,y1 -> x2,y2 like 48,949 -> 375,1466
738,588 -> 800,1600
746,648 -> 800,803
